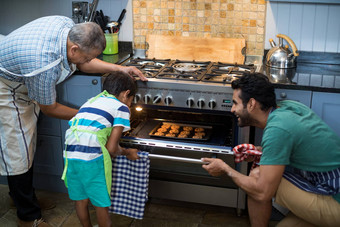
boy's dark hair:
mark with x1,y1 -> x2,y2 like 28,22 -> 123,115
103,72 -> 137,97
231,73 -> 276,111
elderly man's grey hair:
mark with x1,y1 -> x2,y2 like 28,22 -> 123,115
68,22 -> 106,53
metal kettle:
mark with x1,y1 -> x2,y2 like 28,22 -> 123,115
265,34 -> 299,69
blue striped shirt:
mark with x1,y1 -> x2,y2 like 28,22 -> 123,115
0,16 -> 75,104
64,93 -> 131,161
283,167 -> 340,201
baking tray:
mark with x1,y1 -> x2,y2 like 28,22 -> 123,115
149,122 -> 212,141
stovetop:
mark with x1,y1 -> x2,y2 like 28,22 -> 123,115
120,57 -> 260,112
123,57 -> 256,84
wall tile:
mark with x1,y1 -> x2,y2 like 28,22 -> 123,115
133,0 -> 266,56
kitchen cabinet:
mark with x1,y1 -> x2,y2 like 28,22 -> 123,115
57,74 -> 102,108
33,108 -> 66,192
311,92 -> 340,137
275,89 -> 312,107
34,74 -> 102,192
57,74 -> 103,143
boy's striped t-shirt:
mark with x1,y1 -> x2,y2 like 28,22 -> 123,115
64,94 -> 130,161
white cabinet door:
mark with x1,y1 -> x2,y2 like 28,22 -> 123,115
311,92 -> 340,137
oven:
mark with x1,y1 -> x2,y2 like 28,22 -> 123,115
117,58 -> 256,213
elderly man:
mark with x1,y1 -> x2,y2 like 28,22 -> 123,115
202,73 -> 340,226
0,15 -> 146,227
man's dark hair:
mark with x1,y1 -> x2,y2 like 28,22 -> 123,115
231,73 -> 276,111
103,72 -> 137,97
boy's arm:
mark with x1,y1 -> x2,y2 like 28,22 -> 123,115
105,126 -> 139,160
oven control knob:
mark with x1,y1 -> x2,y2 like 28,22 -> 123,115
153,95 -> 162,104
143,94 -> 151,104
186,98 -> 194,108
134,94 -> 141,103
164,96 -> 173,105
208,100 -> 216,109
197,99 -> 205,109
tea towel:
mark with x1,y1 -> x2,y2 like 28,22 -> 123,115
109,151 -> 149,219
233,144 -> 262,169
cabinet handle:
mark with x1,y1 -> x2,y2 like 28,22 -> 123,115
92,79 -> 98,85
280,92 -> 287,98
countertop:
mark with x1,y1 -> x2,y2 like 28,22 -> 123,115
97,41 -> 132,65
261,51 -> 340,93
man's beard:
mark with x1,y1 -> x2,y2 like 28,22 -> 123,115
237,108 -> 256,127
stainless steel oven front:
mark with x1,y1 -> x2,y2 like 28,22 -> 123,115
119,77 -> 251,214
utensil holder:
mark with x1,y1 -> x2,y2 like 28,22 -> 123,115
103,33 -> 118,55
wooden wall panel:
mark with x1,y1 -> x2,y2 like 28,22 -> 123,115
265,2 -> 340,53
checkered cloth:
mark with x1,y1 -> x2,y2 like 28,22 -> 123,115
109,151 -> 149,219
233,144 -> 262,169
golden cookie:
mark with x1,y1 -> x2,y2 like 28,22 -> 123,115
154,132 -> 165,136
171,125 -> 180,130
165,133 -> 176,137
161,124 -> 171,129
192,135 -> 203,139
194,127 -> 205,132
179,130 -> 190,135
195,132 -> 206,137
157,128 -> 167,133
169,129 -> 179,134
182,126 -> 193,131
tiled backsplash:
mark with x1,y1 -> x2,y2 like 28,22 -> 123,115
132,0 -> 266,56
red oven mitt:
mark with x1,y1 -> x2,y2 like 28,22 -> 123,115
233,144 -> 262,169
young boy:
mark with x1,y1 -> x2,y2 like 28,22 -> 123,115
62,72 -> 139,227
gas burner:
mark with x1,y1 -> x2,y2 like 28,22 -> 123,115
124,58 -> 173,78
214,62 -> 255,73
200,62 -> 256,83
202,74 -> 241,83
127,58 -> 172,68
156,73 -> 201,81
138,61 -> 165,67
173,63 -> 201,73
218,66 -> 251,72
202,72 -> 243,83
143,71 -> 156,78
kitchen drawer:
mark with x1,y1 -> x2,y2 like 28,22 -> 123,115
275,89 -> 312,107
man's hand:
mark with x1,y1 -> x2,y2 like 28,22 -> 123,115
121,66 -> 148,81
76,58 -> 148,81
201,158 -> 229,177
124,148 -> 140,160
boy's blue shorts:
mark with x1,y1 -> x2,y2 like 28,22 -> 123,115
66,157 -> 111,207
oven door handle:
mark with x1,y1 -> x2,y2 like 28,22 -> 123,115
148,154 -> 208,165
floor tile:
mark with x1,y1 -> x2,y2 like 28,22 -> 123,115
0,184 -> 282,227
